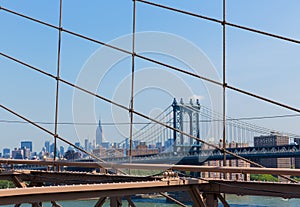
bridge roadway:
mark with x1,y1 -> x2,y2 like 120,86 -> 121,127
104,144 -> 300,165
4,159 -> 300,176
3,145 -> 300,171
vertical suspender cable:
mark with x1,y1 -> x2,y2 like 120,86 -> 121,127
129,0 -> 137,166
222,0 -> 227,178
54,0 -> 63,164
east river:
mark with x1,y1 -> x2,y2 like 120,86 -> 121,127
1,195 -> 300,207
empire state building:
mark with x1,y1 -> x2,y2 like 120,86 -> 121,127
96,119 -> 103,146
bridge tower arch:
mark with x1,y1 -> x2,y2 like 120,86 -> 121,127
172,98 -> 201,153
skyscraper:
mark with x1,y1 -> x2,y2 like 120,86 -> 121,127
3,148 -> 10,158
84,138 -> 88,151
60,146 -> 65,156
96,119 -> 103,146
45,141 -> 50,153
21,141 -> 33,152
50,143 -> 55,154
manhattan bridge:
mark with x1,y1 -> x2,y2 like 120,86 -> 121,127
108,98 -> 300,165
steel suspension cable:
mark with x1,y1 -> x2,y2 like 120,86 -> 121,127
222,0 -> 227,172
53,0 -> 63,163
129,0 -> 137,164
135,0 -> 300,45
2,6 -> 299,115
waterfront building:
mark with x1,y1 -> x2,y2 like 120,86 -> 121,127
128,142 -> 159,157
294,138 -> 300,169
253,133 -> 290,169
64,149 -> 82,160
201,141 -> 250,181
92,145 -> 106,158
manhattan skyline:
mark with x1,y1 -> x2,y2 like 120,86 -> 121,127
0,0 -> 300,151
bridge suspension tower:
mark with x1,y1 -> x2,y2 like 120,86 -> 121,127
172,98 -> 201,153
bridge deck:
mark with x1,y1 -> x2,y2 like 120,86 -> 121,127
0,170 -> 157,185
0,179 -> 299,205
0,179 -> 202,205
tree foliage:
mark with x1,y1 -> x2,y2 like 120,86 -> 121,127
0,180 -> 15,189
250,174 -> 279,182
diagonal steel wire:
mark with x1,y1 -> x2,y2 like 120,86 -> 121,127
135,0 -> 300,45
1,6 -> 300,114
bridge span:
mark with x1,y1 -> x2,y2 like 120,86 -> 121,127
100,144 -> 300,166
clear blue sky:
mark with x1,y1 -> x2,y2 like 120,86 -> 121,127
1,0 -> 300,152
